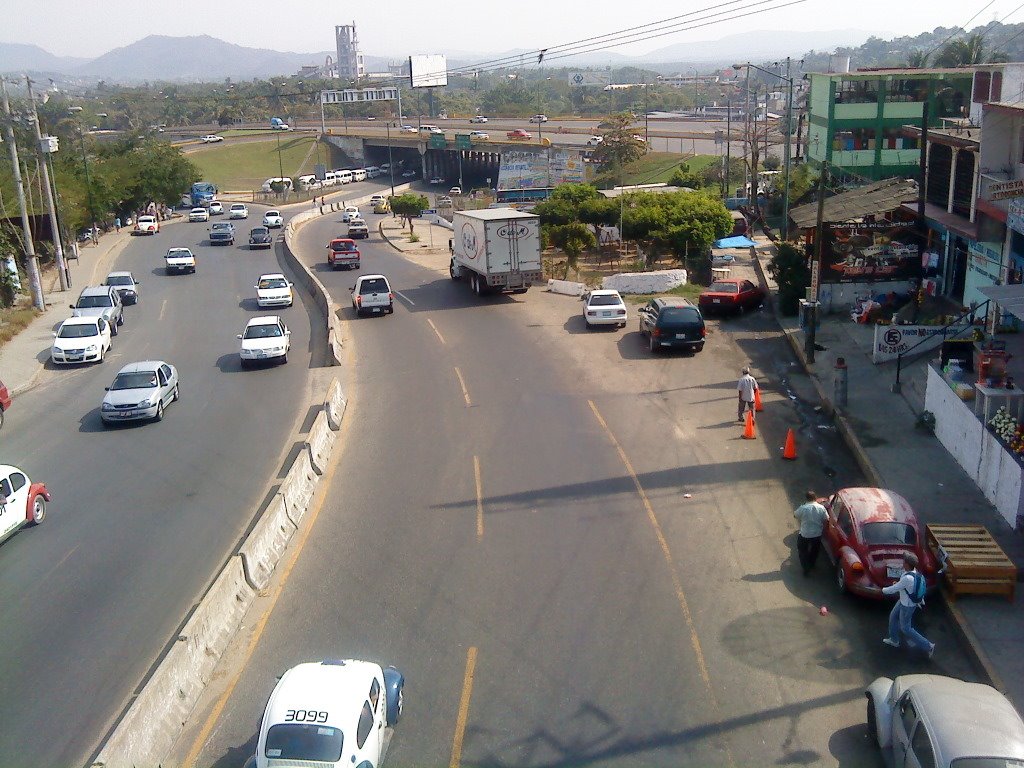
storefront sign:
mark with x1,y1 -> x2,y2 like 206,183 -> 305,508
872,322 -> 972,364
988,178 -> 1024,200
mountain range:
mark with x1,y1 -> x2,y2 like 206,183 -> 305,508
0,29 -> 876,83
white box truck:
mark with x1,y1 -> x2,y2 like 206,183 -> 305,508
449,208 -> 542,295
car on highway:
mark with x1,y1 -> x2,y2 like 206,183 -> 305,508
327,238 -> 360,270
249,226 -> 273,249
209,222 -> 236,246
368,194 -> 388,207
351,274 -> 393,316
429,176 -> 445,185
229,203 -> 249,219
0,378 -> 10,430
189,207 -> 210,223
208,201 -> 224,216
347,219 -> 369,239
822,487 -> 938,598
252,659 -> 404,768
51,316 -> 113,365
469,130 -> 489,140
529,114 -> 549,123
582,289 -> 627,329
200,135 -> 224,143
165,247 -> 197,275
507,128 -> 532,140
255,273 -> 294,308
263,210 -> 283,228
697,278 -> 766,315
637,297 -> 706,354
470,115 -> 488,123
400,125 -> 417,133
104,271 -> 141,305
865,674 -> 1024,768
400,169 -> 417,179
436,196 -> 453,207
132,215 -> 159,236
71,285 -> 124,335
238,316 -> 291,367
0,464 -> 50,544
341,206 -> 360,223
100,360 -> 179,426
449,186 -> 462,196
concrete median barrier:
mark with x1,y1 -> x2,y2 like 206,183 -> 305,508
239,495 -> 297,591
325,378 -> 347,431
307,410 -> 336,475
329,313 -> 344,366
93,557 -> 254,768
280,449 -> 318,526
547,279 -> 586,297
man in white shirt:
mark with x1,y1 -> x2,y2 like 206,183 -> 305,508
793,490 -> 829,576
881,552 -> 934,658
737,367 -> 759,421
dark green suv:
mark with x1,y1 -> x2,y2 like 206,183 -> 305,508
637,297 -> 706,354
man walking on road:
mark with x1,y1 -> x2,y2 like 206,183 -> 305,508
793,490 -> 828,576
882,552 -> 935,658
737,367 -> 759,421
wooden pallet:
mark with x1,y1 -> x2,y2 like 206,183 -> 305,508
926,524 -> 1017,601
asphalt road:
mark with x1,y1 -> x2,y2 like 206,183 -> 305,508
0,208 -> 321,768
177,213 -> 980,767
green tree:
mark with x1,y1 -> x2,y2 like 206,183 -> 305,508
906,50 -> 931,68
593,112 -> 646,169
934,32 -> 1008,66
622,190 -> 732,268
767,242 -> 810,315
547,222 -> 597,277
762,154 -> 781,172
668,163 -> 703,189
389,193 -> 429,233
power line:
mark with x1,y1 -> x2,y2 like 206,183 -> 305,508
924,0 -> 999,58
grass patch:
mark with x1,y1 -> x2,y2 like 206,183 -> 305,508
593,153 -> 717,188
0,305 -> 40,346
190,136 -> 325,190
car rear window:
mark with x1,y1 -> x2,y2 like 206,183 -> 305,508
861,522 -> 917,546
658,307 -> 701,324
332,241 -> 356,252
589,294 -> 621,306
361,279 -> 388,294
265,723 -> 343,762
709,282 -> 739,293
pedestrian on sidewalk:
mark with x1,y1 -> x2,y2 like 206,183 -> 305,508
737,367 -> 759,422
793,491 -> 828,575
114,216 -> 121,232
882,552 -> 935,658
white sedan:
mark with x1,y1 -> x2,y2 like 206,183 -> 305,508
101,360 -> 179,425
253,660 -> 404,768
200,135 -> 224,143
586,135 -> 604,146
51,316 -> 113,364
400,125 -> 417,133
229,203 -> 249,219
263,209 -> 283,228
255,273 -> 294,308
238,316 -> 290,367
341,206 -> 360,223
470,131 -> 489,140
470,115 -> 488,123
189,207 -> 210,223
582,289 -> 628,329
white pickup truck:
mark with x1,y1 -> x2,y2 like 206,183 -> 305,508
165,247 -> 196,275
351,274 -> 393,316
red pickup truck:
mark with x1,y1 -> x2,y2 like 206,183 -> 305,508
327,238 -> 360,270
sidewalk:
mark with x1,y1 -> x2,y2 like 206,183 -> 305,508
378,216 -> 453,264
751,244 -> 1024,707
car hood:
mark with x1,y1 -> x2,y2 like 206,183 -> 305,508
52,334 -> 100,350
241,337 -> 286,351
104,387 -> 158,407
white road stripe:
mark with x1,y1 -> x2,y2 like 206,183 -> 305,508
394,290 -> 415,306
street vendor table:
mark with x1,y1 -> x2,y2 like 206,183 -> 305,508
974,384 -> 1024,423
926,524 -> 1017,601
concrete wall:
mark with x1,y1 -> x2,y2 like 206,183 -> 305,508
322,135 -> 366,165
601,269 -> 687,294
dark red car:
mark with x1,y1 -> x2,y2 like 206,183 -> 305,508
507,129 -> 532,140
697,278 -> 765,315
821,487 -> 938,599
0,378 -> 10,430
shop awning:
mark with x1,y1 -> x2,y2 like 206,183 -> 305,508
978,284 -> 1024,321
712,235 -> 757,249
789,177 -> 919,229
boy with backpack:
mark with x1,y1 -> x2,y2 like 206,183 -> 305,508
881,552 -> 935,658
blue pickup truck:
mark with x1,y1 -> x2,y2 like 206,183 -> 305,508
209,222 -> 235,245
190,181 -> 218,207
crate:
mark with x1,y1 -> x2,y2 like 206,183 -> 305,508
926,524 -> 1017,601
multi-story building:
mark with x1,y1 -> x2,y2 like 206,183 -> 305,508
335,23 -> 365,83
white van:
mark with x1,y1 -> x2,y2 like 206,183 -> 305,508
261,177 -> 294,193
297,174 -> 319,190
352,169 -> 367,182
365,166 -> 380,178
323,172 -> 338,187
419,124 -> 439,134
337,169 -> 353,185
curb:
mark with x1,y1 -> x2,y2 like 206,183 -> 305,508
752,247 -> 1004,693
378,219 -> 402,253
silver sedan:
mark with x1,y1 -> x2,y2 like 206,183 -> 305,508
101,360 -> 180,425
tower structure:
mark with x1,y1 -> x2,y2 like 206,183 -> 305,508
335,23 -> 365,82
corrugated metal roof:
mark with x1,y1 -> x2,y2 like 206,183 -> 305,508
790,177 -> 919,229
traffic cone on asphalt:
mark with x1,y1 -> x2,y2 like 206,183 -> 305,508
742,410 -> 757,439
782,428 -> 798,460
754,387 -> 764,412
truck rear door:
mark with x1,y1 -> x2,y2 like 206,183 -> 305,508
485,219 -> 513,275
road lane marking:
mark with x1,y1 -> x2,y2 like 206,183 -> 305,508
427,318 -> 446,345
394,290 -> 415,306
454,367 -> 472,407
158,298 -> 168,323
474,456 -> 484,541
449,646 -> 478,768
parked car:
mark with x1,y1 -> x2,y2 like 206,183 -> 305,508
132,215 -> 159,235
470,115 -> 489,123
200,135 -> 224,143
51,316 -> 113,364
104,271 -> 140,305
208,201 -> 224,215
351,274 -> 393,316
165,247 -> 197,275
189,207 -> 210,223
209,222 -> 236,245
251,660 -> 403,768
529,114 -> 549,123
0,464 -> 50,544
507,129 -> 532,140
255,273 -> 294,308
637,297 -> 705,354
229,203 -> 249,219
70,285 -> 124,335
0,378 -> 10,431
697,279 -> 766,315
822,487 -> 938,598
101,360 -> 179,426
866,674 -> 1024,768
249,226 -> 273,249
582,289 -> 627,329
263,210 -> 283,228
238,316 -> 291,367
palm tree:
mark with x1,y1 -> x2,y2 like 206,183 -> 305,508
907,50 -> 931,68
934,32 -> 1008,67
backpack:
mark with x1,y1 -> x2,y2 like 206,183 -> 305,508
906,571 -> 926,607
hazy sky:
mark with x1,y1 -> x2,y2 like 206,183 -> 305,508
0,0 -> 1017,59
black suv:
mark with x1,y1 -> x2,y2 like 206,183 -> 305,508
637,297 -> 706,354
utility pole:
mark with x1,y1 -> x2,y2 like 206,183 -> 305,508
913,101 -> 929,325
26,76 -> 68,291
744,65 -> 751,202
725,101 -> 732,198
806,161 -> 828,363
782,56 -> 793,240
1,77 -> 45,310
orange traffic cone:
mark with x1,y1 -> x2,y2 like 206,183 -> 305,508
754,387 -> 764,412
782,428 -> 798,460
742,410 -> 757,439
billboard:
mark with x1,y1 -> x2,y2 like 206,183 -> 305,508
409,54 -> 448,88
818,221 -> 920,283
497,150 -> 589,191
568,71 -> 611,87
321,88 -> 399,104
